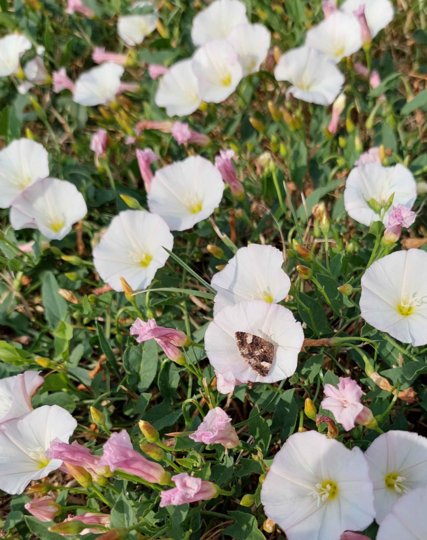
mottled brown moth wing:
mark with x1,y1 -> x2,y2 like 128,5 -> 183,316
235,332 -> 274,377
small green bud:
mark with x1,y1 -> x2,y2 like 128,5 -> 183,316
240,494 -> 255,507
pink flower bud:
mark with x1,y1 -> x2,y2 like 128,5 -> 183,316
321,377 -> 363,432
353,5 -> 371,44
92,48 -> 129,66
117,82 -> 139,95
90,129 -> 108,157
369,70 -> 381,89
341,533 -> 371,540
52,68 -> 75,93
215,369 -> 244,394
136,148 -> 159,193
328,93 -> 346,135
322,0 -> 336,18
387,205 -> 416,234
171,122 -> 210,147
47,439 -> 109,478
99,431 -> 168,484
135,120 -> 173,133
148,64 -> 170,80
66,0 -> 94,18
159,473 -> 219,507
189,407 -> 239,448
25,496 -> 61,522
354,62 -> 369,79
63,513 -> 111,535
355,406 -> 378,429
215,149 -> 244,199
355,147 -> 381,166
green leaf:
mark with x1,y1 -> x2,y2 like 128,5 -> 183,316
111,495 -> 136,529
401,89 -> 427,115
297,292 -> 331,336
290,141 -> 307,189
368,72 -> 400,99
42,273 -> 68,330
0,341 -> 33,365
224,511 -> 265,540
272,389 -> 299,440
402,361 -> 427,380
296,179 -> 344,223
249,406 -> 271,452
300,354 -> 324,383
96,322 -> 120,376
139,340 -> 159,392
163,248 -> 216,293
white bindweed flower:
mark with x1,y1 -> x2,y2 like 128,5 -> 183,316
155,59 -> 202,117
0,371 -> 44,424
10,178 -> 88,241
0,34 -> 31,77
226,23 -> 271,76
0,138 -> 49,209
343,163 -> 417,227
341,0 -> 394,38
73,63 -> 124,106
365,431 -> 427,524
261,431 -> 375,540
360,249 -> 427,347
93,209 -> 173,292
192,40 -> 243,103
205,300 -> 304,386
274,46 -> 344,106
118,1 -> 158,46
377,486 -> 427,540
148,155 -> 224,231
0,405 -> 77,495
306,10 -> 362,63
24,56 -> 50,84
211,244 -> 291,315
191,0 -> 248,47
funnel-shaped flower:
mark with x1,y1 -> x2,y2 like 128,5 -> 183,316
92,48 -> 129,65
160,473 -> 218,507
0,34 -> 31,77
321,377 -> 363,431
328,93 -> 346,134
118,1 -> 158,46
90,129 -> 108,157
136,148 -> 158,192
73,63 -> 124,106
171,122 -> 210,147
191,0 -> 248,47
189,407 -> 239,448
214,149 -> 243,199
52,68 -> 75,93
360,249 -> 427,346
24,57 -> 50,84
63,513 -> 111,535
148,155 -> 224,231
0,371 -> 44,424
47,440 -> 108,478
93,210 -> 173,292
353,5 -> 371,44
148,64 -> 169,79
226,23 -> 271,76
66,0 -> 94,17
341,0 -> 393,38
10,178 -> 87,241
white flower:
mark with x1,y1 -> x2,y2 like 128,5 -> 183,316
10,178 -> 87,241
365,431 -> 427,524
93,209 -> 173,292
261,431 -> 375,540
377,486 -> 427,540
343,163 -> 417,227
191,0 -> 248,47
73,63 -> 124,106
0,371 -> 44,424
192,40 -> 243,103
205,300 -> 304,386
341,0 -> 394,38
148,155 -> 224,231
24,56 -> 50,84
274,46 -> 345,106
226,23 -> 271,75
360,249 -> 427,347
0,405 -> 77,495
155,59 -> 202,117
118,1 -> 158,46
0,34 -> 31,77
0,138 -> 49,209
211,244 -> 290,315
306,10 -> 362,63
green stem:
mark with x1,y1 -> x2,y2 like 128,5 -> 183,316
89,485 -> 113,508
376,381 -> 401,424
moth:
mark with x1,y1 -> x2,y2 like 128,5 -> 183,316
235,332 -> 275,377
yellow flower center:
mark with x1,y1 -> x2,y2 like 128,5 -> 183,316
334,45 -> 345,58
189,201 -> 203,214
221,73 -> 232,87
310,480 -> 338,506
139,253 -> 153,267
18,176 -> 32,189
49,220 -> 65,233
29,449 -> 51,469
263,293 -> 274,303
385,472 -> 408,494
397,303 -> 414,317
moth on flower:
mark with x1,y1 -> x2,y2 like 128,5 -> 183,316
10,178 -> 88,241
0,34 -> 31,77
360,249 -> 427,347
191,0 -> 248,47
117,1 -> 158,47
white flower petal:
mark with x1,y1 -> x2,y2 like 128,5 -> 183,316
191,0 -> 248,47
226,23 -> 271,75
148,155 -> 224,231
155,59 -> 202,117
10,178 -> 88,241
0,138 -> 49,209
211,244 -> 290,315
118,1 -> 158,46
274,46 -> 344,106
341,0 -> 394,38
0,371 -> 44,423
0,34 -> 31,77
73,63 -> 124,106
93,209 -> 173,292
192,40 -> 243,103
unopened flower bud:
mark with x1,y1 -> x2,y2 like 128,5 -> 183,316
346,118 -> 355,133
382,229 -> 399,246
279,142 -> 287,157
90,406 -> 106,427
304,398 -> 317,421
273,46 -> 282,63
293,240 -> 314,261
120,195 -> 143,209
249,117 -> 265,133
281,108 -> 293,125
356,406 -> 378,429
263,519 -> 275,533
119,277 -> 134,302
355,135 -> 363,153
139,421 -> 159,443
216,264 -> 226,271
327,422 -> 340,439
63,463 -> 92,488
384,192 -> 395,212
140,443 -> 165,461
49,521 -> 88,535
268,101 -> 281,121
28,483 -> 54,494
338,284 -> 353,296
259,473 -> 266,484
297,265 -> 313,279
298,426 -> 307,432
366,198 -> 382,214
65,272 -> 80,282
207,245 -> 224,259
95,528 -> 127,540
338,137 -> 347,148
240,494 -> 255,507
62,255 -> 84,266
286,248 -> 297,259
258,152 -> 273,170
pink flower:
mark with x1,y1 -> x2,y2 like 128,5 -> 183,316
341,533 -> 370,540
159,473 -> 218,507
90,129 -> 107,157
355,147 -> 381,166
52,68 -> 75,93
99,431 -> 168,484
385,205 -> 416,238
354,62 -> 369,79
47,440 -> 109,478
353,5 -> 371,44
66,0 -> 94,17
370,70 -> 381,89
214,149 -> 244,199
171,122 -> 210,147
328,93 -> 346,135
135,120 -> 173,133
135,148 -> 158,193
148,64 -> 170,80
130,318 -> 190,364
92,48 -> 129,65
63,513 -> 111,535
17,241 -> 35,253
189,407 -> 239,448
125,136 -> 136,145
215,369 -> 244,395
321,377 -> 364,431
322,0 -> 336,18
117,82 -> 139,95
25,496 -> 61,522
